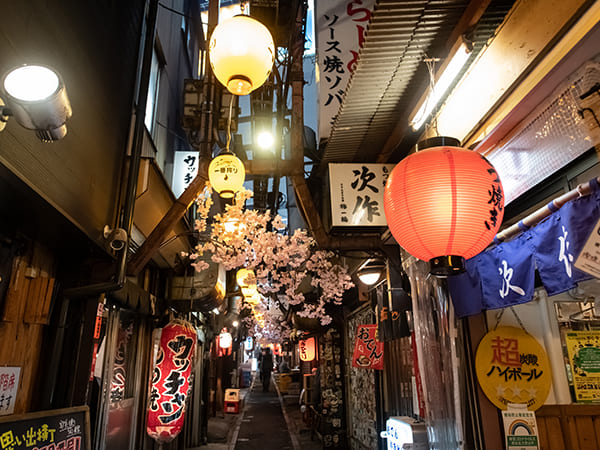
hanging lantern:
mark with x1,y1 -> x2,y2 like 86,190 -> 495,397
384,137 -> 504,276
299,337 -> 316,361
147,320 -> 196,443
209,15 -> 275,96
219,329 -> 233,349
208,151 -> 246,198
236,268 -> 256,288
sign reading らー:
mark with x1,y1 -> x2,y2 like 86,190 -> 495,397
475,326 -> 551,410
352,324 -> 384,370
329,164 -> 394,227
0,406 -> 90,450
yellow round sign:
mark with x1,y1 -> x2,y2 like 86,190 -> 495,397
475,326 -> 552,410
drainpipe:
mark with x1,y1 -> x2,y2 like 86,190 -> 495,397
42,0 -> 159,408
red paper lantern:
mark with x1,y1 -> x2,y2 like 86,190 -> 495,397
147,320 -> 196,443
299,337 -> 316,361
384,138 -> 504,275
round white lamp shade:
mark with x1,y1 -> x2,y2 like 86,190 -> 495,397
209,15 -> 275,96
208,152 -> 246,198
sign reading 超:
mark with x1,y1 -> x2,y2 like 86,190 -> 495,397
329,164 -> 394,227
352,324 -> 384,370
475,326 -> 551,410
0,406 -> 90,450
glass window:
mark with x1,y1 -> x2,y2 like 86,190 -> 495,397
145,47 -> 161,134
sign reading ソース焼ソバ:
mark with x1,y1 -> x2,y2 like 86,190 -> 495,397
0,406 -> 90,450
475,326 -> 551,410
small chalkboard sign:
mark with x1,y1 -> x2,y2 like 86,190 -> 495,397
0,405 -> 90,450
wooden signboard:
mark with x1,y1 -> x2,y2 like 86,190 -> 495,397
0,406 -> 90,450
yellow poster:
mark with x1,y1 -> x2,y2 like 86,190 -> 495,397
475,326 -> 552,410
565,331 -> 600,403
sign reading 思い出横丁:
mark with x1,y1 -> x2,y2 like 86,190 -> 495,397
475,326 -> 551,411
329,163 -> 394,227
316,0 -> 376,141
352,324 -> 384,370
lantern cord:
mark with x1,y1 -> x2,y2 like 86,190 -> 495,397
422,55 -> 440,138
226,94 -> 234,152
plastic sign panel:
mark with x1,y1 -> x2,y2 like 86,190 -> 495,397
574,217 -> 600,278
565,331 -> 600,402
352,324 -> 384,370
383,416 -> 428,450
299,337 -> 316,361
172,151 -> 199,197
475,326 -> 551,410
147,321 -> 196,443
502,404 -> 540,450
0,367 -> 20,416
329,164 -> 394,227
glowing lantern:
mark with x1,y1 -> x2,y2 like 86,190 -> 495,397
236,268 -> 256,288
383,137 -> 504,276
299,337 -> 316,361
219,329 -> 233,349
208,151 -> 246,198
209,15 -> 275,96
147,320 -> 196,443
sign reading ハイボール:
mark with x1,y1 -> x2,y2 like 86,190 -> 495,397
475,326 -> 552,410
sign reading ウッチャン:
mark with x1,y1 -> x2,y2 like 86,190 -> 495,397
475,326 -> 551,410
352,324 -> 384,370
565,331 -> 600,402
0,406 -> 90,450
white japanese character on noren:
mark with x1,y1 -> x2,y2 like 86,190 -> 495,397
558,225 -> 574,278
498,260 -> 525,298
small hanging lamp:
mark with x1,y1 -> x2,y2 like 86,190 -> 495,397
209,15 -> 275,96
208,150 -> 245,199
383,136 -> 504,276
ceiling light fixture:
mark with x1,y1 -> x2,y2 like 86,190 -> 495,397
0,64 -> 72,141
356,259 -> 386,286
409,40 -> 472,131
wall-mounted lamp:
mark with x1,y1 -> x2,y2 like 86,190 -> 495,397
209,15 -> 275,96
256,130 -> 274,150
356,259 -> 386,286
409,40 -> 472,131
0,64 -> 72,141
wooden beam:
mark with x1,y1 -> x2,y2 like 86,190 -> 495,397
127,160 -> 209,276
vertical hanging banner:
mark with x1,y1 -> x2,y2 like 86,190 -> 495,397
565,331 -> 600,403
316,0 -> 376,141
172,151 -> 200,197
329,163 -> 394,227
352,324 -> 384,370
147,320 -> 196,443
475,326 -> 551,410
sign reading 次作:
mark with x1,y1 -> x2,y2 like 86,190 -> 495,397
329,163 -> 394,227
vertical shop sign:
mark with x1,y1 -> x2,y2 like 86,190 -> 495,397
316,0 -> 376,141
172,151 -> 200,197
475,326 -> 551,410
565,331 -> 600,402
147,320 -> 196,443
352,324 -> 384,370
329,164 -> 394,227
299,337 -> 316,361
0,367 -> 20,416
502,404 -> 540,450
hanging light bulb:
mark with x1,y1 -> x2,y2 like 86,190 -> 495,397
209,15 -> 275,96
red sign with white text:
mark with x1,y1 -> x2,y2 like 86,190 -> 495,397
352,324 -> 384,370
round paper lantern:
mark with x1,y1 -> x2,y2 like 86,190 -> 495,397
147,320 -> 196,443
209,15 -> 275,95
299,337 -> 316,361
219,330 -> 233,349
208,151 -> 245,198
384,137 -> 504,276
236,268 -> 256,288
